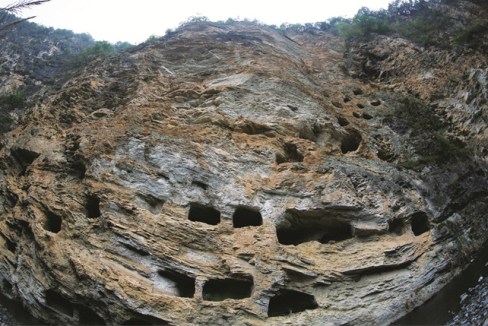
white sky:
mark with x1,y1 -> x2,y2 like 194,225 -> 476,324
2,0 -> 393,44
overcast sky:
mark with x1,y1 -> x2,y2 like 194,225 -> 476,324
2,0 -> 393,44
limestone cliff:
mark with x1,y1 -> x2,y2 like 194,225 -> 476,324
0,10 -> 487,326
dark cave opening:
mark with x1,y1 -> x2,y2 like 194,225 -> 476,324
123,314 -> 171,326
2,279 -> 13,296
337,116 -> 350,126
388,219 -> 406,235
2,235 -> 16,253
71,160 -> 86,179
43,211 -> 62,233
232,206 -> 262,228
341,129 -> 362,154
188,203 -> 221,225
276,209 -> 353,245
410,212 -> 430,236
202,278 -> 253,301
78,305 -> 106,325
268,289 -> 318,317
157,269 -> 195,298
44,290 -> 73,317
276,142 -> 304,164
85,195 -> 101,219
10,147 -> 40,172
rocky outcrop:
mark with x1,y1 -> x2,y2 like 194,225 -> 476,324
0,17 -> 487,326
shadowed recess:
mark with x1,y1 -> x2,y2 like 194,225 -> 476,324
276,209 -> 353,245
232,206 -> 262,228
2,234 -> 16,253
70,160 -> 86,179
337,116 -> 350,126
78,305 -> 106,325
123,313 -> 171,326
86,194 -> 101,219
410,212 -> 430,236
276,142 -> 304,164
10,147 -> 40,168
388,219 -> 406,235
202,277 -> 253,301
188,203 -> 221,225
156,269 -> 195,298
43,210 -> 62,233
45,290 -> 74,317
341,129 -> 362,154
2,279 -> 13,297
268,289 -> 318,317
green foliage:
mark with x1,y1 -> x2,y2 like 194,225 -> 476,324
0,111 -> 13,133
113,41 -> 132,51
145,35 -> 160,43
329,0 -> 485,49
393,7 -> 451,46
0,88 -> 25,133
0,89 -> 25,109
69,41 -> 126,68
336,7 -> 392,39
453,20 -> 488,47
382,96 -> 470,169
387,0 -> 429,16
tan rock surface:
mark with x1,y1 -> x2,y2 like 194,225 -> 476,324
0,20 -> 487,325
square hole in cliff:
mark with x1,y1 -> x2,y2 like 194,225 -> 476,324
188,203 -> 221,225
43,210 -> 62,233
232,206 -> 262,228
85,194 -> 101,219
276,209 -> 353,245
410,212 -> 430,236
340,129 -> 362,154
268,289 -> 318,317
388,219 -> 406,236
156,269 -> 195,298
202,277 -> 253,301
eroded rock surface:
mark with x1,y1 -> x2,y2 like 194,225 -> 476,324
0,20 -> 487,325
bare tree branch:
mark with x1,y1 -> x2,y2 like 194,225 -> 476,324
0,0 -> 50,14
0,15 -> 34,32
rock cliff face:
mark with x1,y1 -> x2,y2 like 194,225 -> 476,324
0,16 -> 487,326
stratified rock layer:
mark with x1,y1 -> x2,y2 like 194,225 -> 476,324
0,20 -> 487,325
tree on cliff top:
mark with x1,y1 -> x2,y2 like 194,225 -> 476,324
0,0 -> 50,33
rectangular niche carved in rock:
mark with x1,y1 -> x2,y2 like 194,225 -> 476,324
156,269 -> 195,298
188,203 -> 221,225
268,289 -> 318,317
232,206 -> 262,228
276,209 -> 353,246
85,194 -> 101,219
410,211 -> 430,236
43,210 -> 62,233
202,277 -> 253,301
